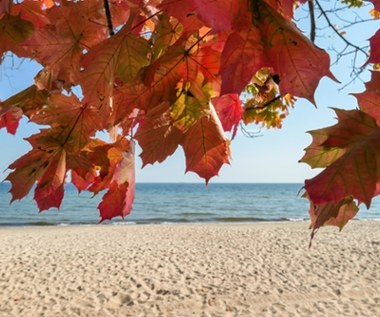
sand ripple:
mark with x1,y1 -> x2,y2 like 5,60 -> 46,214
0,222 -> 379,316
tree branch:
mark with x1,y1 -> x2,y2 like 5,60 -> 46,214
250,95 -> 282,110
103,0 -> 114,36
308,0 -> 316,42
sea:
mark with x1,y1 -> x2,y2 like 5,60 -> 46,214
0,183 -> 380,226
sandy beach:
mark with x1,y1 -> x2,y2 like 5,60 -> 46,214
0,221 -> 379,317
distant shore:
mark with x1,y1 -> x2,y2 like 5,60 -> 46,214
0,222 -> 379,317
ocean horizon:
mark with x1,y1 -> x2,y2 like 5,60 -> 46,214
1,182 -> 380,226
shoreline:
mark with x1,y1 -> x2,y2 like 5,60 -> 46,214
1,222 -> 379,316
0,219 -> 310,228
0,217 -> 379,228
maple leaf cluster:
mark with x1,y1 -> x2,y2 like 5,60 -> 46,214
0,0 -> 379,234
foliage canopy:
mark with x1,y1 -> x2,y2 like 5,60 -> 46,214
1,0 -> 380,239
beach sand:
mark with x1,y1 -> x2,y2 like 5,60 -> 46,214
0,221 -> 379,317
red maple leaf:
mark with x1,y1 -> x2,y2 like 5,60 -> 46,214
2,0 -> 377,230
304,193 -> 359,246
353,70 -> 380,124
6,131 -> 67,211
220,0 -> 335,103
135,102 -> 184,166
181,105 -> 230,183
303,109 -> 380,208
0,106 -> 22,135
158,0 -> 204,33
20,1 -> 109,88
366,29 -> 380,65
0,85 -> 48,135
0,13 -> 34,56
71,168 -> 96,193
98,141 -> 135,221
11,1 -> 50,28
189,0 -> 240,33
0,0 -> 11,16
265,0 -> 308,19
371,0 -> 380,11
212,94 -> 242,139
258,0 -> 335,104
299,126 -> 346,169
34,149 -> 66,211
80,24 -> 150,107
220,27 -> 265,95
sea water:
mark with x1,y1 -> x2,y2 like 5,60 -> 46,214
0,183 -> 379,226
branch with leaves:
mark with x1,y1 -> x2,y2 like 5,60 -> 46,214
0,0 -> 379,241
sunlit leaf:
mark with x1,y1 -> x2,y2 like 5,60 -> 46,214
212,93 -> 242,138
135,102 -> 184,166
353,70 -> 380,123
257,0 -> 336,104
0,106 -> 22,134
219,27 -> 265,94
304,192 -> 359,246
6,130 -> 67,211
304,109 -> 380,208
98,141 -> 135,221
182,105 -> 230,183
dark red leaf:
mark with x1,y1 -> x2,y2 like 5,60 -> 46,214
0,13 -> 34,56
304,192 -> 359,246
34,150 -> 66,211
0,106 -> 22,134
220,27 -> 265,95
303,109 -> 380,208
212,94 -> 242,138
6,131 -> 67,211
135,102 -> 184,166
159,0 -> 203,33
257,0 -> 335,104
0,0 -> 11,16
367,29 -> 380,64
353,70 -> 380,124
98,182 -> 130,222
370,0 -> 380,12
190,0 -> 240,33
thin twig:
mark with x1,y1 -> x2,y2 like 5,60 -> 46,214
240,123 -> 262,138
103,0 -> 114,36
314,0 -> 368,58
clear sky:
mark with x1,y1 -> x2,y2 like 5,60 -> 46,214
1,3 -> 379,184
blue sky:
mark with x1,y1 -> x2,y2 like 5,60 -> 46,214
1,3 -> 379,183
